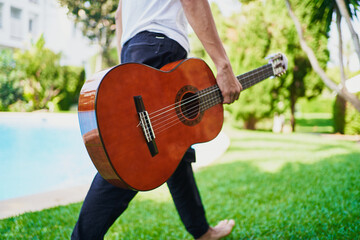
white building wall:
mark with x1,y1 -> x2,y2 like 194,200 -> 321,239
0,0 -> 97,67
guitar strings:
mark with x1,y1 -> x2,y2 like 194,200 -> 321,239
152,91 -> 221,131
152,69 -> 273,135
142,72 -> 273,138
139,65 -> 274,136
150,85 -> 220,126
147,66 -> 272,131
147,64 -> 272,122
153,94 -> 223,135
149,65 -> 273,128
156,68 -> 271,124
148,64 -> 272,123
141,67 -> 273,136
147,83 -> 219,118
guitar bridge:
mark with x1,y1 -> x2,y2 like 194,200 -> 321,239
134,96 -> 158,157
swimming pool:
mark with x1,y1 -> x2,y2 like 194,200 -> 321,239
0,113 -> 96,201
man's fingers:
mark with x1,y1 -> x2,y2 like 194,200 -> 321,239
222,95 -> 232,104
222,90 -> 241,104
216,70 -> 242,104
234,92 -> 240,101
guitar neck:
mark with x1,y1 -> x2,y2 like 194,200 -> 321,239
237,64 -> 274,90
198,63 -> 274,112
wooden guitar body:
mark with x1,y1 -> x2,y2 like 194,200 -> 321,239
78,54 -> 287,191
78,59 -> 223,191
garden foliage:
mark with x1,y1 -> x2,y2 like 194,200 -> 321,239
0,36 -> 84,111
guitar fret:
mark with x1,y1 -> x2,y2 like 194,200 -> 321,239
198,63 -> 275,112
238,64 -> 273,90
198,85 -> 222,112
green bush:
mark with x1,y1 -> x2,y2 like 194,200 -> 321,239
0,49 -> 24,110
14,35 -> 63,111
0,36 -> 86,112
57,66 -> 85,111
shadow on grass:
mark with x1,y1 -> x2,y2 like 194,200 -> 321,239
296,117 -> 333,128
296,116 -> 334,134
1,150 -> 359,240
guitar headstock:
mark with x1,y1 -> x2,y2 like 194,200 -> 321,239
267,53 -> 288,77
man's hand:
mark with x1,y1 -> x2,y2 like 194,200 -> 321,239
216,62 -> 242,104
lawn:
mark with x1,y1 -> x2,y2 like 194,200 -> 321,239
1,125 -> 359,239
295,113 -> 334,133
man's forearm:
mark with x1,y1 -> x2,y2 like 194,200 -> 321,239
180,0 -> 229,69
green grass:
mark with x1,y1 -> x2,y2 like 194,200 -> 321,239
1,127 -> 359,239
241,112 -> 335,134
295,113 -> 334,133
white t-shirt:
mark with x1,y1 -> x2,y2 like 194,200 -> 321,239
121,0 -> 189,53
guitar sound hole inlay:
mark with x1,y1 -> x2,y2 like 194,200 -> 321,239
175,85 -> 204,126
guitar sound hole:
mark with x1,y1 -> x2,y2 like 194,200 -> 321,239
175,85 -> 204,126
181,92 -> 199,120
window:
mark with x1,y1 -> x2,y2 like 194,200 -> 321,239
0,3 -> 3,29
28,13 -> 38,35
11,7 -> 22,39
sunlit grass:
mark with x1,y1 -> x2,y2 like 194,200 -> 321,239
221,125 -> 352,171
1,124 -> 359,239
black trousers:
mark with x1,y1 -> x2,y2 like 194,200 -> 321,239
72,31 -> 209,239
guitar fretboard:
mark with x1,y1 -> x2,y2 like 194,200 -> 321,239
198,64 -> 274,112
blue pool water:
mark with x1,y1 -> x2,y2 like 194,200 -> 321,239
0,113 -> 96,201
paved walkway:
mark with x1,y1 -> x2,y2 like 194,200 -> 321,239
0,185 -> 90,219
0,131 -> 230,219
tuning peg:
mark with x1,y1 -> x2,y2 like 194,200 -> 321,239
265,53 -> 280,60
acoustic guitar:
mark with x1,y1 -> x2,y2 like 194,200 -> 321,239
78,53 -> 287,191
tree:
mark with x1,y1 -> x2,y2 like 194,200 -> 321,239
335,0 -> 360,65
58,0 -> 118,71
264,0 -> 328,131
306,0 -> 360,133
285,0 -> 360,113
193,1 -> 327,131
0,49 -> 23,110
14,35 -> 64,111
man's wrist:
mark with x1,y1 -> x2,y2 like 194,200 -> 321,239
215,59 -> 232,73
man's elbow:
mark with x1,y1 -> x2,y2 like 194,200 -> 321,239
115,9 -> 121,20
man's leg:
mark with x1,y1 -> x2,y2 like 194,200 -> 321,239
167,150 -> 235,240
71,173 -> 137,240
167,150 -> 210,239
